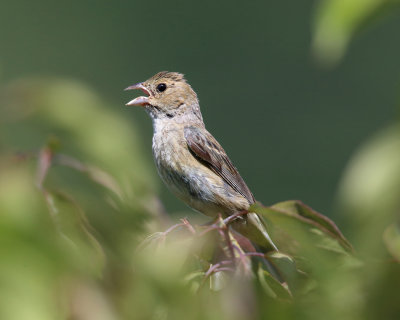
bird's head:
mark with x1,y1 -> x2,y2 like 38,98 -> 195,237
125,71 -> 202,121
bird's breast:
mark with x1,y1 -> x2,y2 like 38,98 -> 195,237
152,125 -> 208,201
151,121 -> 249,217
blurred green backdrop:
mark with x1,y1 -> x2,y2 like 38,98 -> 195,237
1,1 -> 400,319
1,0 -> 399,217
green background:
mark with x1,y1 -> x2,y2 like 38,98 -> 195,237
1,0 -> 399,217
1,1 -> 400,319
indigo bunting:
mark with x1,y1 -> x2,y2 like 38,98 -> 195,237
125,71 -> 277,252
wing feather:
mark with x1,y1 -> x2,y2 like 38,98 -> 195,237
184,126 -> 255,204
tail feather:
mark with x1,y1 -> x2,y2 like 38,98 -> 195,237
230,214 -> 283,282
231,212 -> 278,252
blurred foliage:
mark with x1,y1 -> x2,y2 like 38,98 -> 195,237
0,76 -> 399,320
0,1 -> 400,320
312,0 -> 400,65
335,124 -> 400,266
0,78 -> 163,319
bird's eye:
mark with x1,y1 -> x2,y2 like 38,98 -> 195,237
156,83 -> 167,92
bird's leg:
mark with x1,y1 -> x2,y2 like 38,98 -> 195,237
198,210 -> 248,237
222,210 -> 249,225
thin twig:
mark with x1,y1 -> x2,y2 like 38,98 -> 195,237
181,218 -> 196,234
223,228 -> 236,266
200,260 -> 233,289
212,267 -> 235,273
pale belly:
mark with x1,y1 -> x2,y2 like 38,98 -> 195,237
152,127 -> 249,217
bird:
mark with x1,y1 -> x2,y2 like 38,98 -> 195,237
125,71 -> 277,252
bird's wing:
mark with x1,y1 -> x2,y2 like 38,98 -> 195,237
184,126 -> 255,204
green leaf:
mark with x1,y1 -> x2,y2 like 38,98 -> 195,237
209,271 -> 229,291
312,0 -> 400,66
383,223 -> 400,262
257,264 -> 292,300
265,252 -> 301,293
252,200 -> 353,254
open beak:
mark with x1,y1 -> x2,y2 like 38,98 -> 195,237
125,83 -> 151,106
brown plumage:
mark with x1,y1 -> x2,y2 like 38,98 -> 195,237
125,71 -> 277,252
184,126 -> 255,204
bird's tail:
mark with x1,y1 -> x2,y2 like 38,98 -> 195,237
231,212 -> 282,282
231,212 -> 278,252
